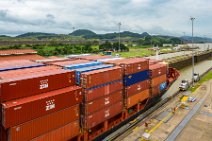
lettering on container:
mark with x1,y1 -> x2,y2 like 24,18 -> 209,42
14,106 -> 22,111
9,83 -> 16,86
104,109 -> 110,118
40,79 -> 48,89
104,98 -> 110,105
46,99 -> 55,111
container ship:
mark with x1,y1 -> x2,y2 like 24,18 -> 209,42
0,49 -> 180,141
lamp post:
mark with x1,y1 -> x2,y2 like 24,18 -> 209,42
118,22 -> 121,52
190,17 -> 195,86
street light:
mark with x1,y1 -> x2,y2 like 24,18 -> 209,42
118,22 -> 121,52
190,17 -> 195,86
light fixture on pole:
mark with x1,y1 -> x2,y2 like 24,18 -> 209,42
190,17 -> 195,86
118,22 -> 121,52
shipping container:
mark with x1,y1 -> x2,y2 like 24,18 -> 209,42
124,70 -> 149,87
150,74 -> 167,87
0,124 -> 7,141
125,80 -> 150,97
83,90 -> 122,115
149,63 -> 167,78
48,59 -> 89,67
83,101 -> 123,129
0,70 -> 76,102
0,54 -> 45,62
97,57 -> 123,62
8,105 -> 79,141
2,86 -> 82,128
64,61 -> 102,70
149,59 -> 163,65
31,120 -> 80,141
83,80 -> 123,102
35,58 -> 71,64
75,55 -> 111,61
75,64 -> 113,85
105,58 -> 149,75
81,67 -> 122,88
0,49 -> 37,56
126,89 -> 150,108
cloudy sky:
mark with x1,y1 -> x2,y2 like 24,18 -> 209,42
0,0 -> 212,37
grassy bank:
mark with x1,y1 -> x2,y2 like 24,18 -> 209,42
190,70 -> 212,92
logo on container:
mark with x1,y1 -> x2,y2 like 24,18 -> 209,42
104,110 -> 110,117
46,99 -> 55,111
40,79 -> 48,89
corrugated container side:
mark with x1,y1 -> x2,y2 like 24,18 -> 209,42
0,54 -> 45,62
151,74 -> 167,87
0,70 -> 76,102
126,89 -> 150,108
31,120 -> 80,141
2,86 -> 82,128
125,80 -> 150,97
83,101 -> 123,129
8,105 -> 79,141
151,85 -> 160,97
83,90 -> 122,115
124,70 -> 149,87
81,67 -> 122,88
149,64 -> 167,78
84,80 -> 123,102
0,124 -> 7,141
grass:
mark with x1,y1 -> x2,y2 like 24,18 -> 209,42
112,47 -> 155,58
190,70 -> 212,92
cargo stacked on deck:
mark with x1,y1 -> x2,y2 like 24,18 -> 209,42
80,67 -> 123,141
104,58 -> 150,117
0,66 -> 82,141
149,62 -> 167,97
69,55 -> 112,61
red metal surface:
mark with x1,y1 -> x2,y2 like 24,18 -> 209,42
0,124 -> 7,141
31,120 -> 80,141
0,60 -> 42,68
105,58 -> 149,75
0,54 -> 45,62
0,49 -> 37,56
76,55 -> 111,61
151,85 -> 160,97
83,80 -> 123,102
2,86 -> 82,128
126,89 -> 149,108
81,67 -> 122,88
48,59 -> 90,67
149,63 -> 167,78
149,59 -> 163,65
8,105 -> 79,141
83,101 -> 123,129
0,70 -> 76,102
151,74 -> 167,87
125,80 -> 150,97
83,90 -> 122,115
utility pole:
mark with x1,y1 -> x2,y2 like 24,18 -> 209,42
190,17 -> 195,87
118,22 -> 121,52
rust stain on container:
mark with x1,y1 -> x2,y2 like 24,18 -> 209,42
149,63 -> 167,78
9,105 -> 79,141
83,80 -> 123,102
2,86 -> 82,128
83,101 -> 123,129
125,80 -> 150,97
151,74 -> 167,87
81,67 -> 122,88
127,89 -> 149,108
31,120 -> 80,141
83,90 -> 123,115
0,69 -> 76,102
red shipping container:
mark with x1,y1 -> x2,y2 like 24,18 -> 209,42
2,86 -> 82,128
149,59 -> 163,65
76,55 -> 111,61
81,67 -> 122,88
151,74 -> 167,87
83,80 -> 123,102
84,101 -> 123,129
8,105 -> 79,141
105,58 -> 149,75
0,124 -> 7,141
83,90 -> 122,115
125,80 -> 150,97
31,120 -> 80,141
126,89 -> 149,108
0,70 -> 76,102
151,85 -> 160,97
49,59 -> 89,67
149,63 -> 167,78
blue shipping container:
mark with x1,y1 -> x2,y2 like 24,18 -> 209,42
124,70 -> 149,87
64,61 -> 102,70
159,82 -> 167,91
0,64 -> 45,72
75,64 -> 114,85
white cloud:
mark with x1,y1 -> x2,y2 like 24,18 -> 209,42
0,0 -> 212,37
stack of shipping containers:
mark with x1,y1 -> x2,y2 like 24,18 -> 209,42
104,58 -> 150,118
149,62 -> 167,97
0,62 -> 82,141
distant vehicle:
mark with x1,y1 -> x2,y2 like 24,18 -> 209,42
188,96 -> 197,102
193,73 -> 200,82
179,79 -> 190,91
